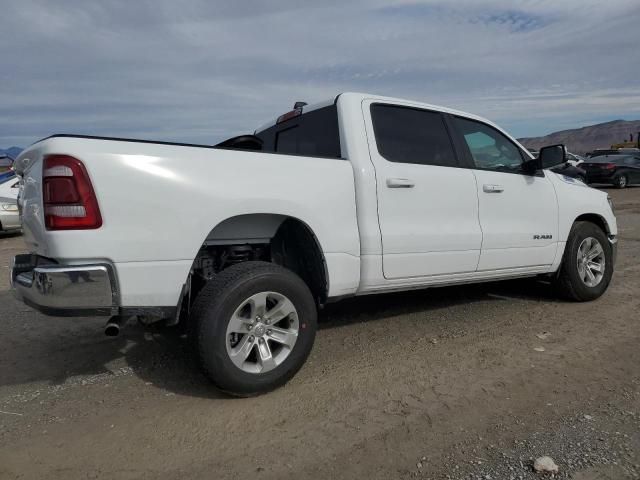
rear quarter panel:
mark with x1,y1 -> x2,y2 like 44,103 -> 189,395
16,137 -> 361,304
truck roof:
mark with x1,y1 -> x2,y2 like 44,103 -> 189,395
254,92 -> 502,136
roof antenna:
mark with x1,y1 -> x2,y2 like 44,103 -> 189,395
293,101 -> 307,110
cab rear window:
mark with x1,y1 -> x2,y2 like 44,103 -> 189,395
257,105 -> 342,159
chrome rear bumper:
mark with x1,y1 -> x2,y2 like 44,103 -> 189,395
11,254 -> 119,316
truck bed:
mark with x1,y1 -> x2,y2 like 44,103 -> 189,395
15,135 -> 361,306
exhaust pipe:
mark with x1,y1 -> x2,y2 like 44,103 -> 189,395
104,316 -> 126,337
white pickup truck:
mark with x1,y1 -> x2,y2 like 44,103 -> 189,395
11,92 -> 617,396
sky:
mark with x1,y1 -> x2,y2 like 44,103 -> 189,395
1,0 -> 639,148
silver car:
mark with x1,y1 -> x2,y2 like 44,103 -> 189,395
0,173 -> 20,232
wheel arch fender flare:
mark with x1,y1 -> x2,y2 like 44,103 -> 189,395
572,213 -> 612,236
197,212 -> 330,298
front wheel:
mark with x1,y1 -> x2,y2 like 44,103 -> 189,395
554,221 -> 613,301
190,261 -> 317,396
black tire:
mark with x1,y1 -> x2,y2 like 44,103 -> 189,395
614,174 -> 628,189
190,261 -> 317,396
554,221 -> 613,301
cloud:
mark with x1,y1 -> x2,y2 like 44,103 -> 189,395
475,10 -> 552,32
1,0 -> 639,147
378,3 -> 554,33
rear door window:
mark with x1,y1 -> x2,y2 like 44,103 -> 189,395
370,104 -> 458,167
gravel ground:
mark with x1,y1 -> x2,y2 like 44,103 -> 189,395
0,187 -> 638,480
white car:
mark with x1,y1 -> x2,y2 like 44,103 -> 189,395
565,152 -> 586,167
0,173 -> 20,232
11,93 -> 617,395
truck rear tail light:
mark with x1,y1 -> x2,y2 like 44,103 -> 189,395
43,155 -> 102,230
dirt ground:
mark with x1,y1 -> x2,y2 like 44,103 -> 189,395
0,187 -> 638,480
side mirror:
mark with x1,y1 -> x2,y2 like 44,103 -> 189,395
539,144 -> 566,169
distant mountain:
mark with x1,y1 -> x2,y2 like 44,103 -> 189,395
518,120 -> 640,155
0,147 -> 22,159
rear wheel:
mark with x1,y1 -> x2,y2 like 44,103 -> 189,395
190,261 -> 317,396
554,221 -> 613,301
614,174 -> 628,188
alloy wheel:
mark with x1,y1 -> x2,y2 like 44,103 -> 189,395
576,237 -> 605,287
225,291 -> 299,374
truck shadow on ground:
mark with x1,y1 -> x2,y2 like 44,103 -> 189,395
0,277 -> 560,399
318,277 -> 558,330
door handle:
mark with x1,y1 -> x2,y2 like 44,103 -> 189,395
386,178 -> 415,188
483,184 -> 504,193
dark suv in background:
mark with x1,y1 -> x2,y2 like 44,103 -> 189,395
583,155 -> 640,188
